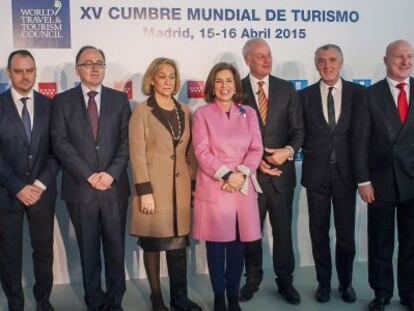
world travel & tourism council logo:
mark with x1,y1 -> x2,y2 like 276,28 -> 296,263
12,0 -> 71,48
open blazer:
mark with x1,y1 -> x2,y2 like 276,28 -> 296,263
129,96 -> 195,237
192,102 -> 263,242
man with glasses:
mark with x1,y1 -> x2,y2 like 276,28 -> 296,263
0,50 -> 58,311
51,46 -> 131,311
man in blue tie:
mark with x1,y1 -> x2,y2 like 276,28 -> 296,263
0,50 -> 58,311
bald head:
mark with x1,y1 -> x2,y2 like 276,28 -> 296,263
384,39 -> 413,82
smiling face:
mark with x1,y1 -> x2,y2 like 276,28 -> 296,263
152,63 -> 176,99
384,40 -> 413,82
214,69 -> 236,105
76,48 -> 105,89
315,47 -> 343,86
7,54 -> 36,96
245,40 -> 272,80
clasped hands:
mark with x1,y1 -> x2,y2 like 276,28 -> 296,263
222,171 -> 246,192
259,147 -> 290,176
87,172 -> 114,191
16,184 -> 44,206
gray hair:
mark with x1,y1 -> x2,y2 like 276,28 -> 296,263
242,38 -> 269,59
314,44 -> 343,64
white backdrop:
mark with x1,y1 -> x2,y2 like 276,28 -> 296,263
0,0 -> 413,285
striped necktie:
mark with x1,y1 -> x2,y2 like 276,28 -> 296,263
257,81 -> 268,125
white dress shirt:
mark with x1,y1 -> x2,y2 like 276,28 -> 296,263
81,84 -> 102,115
319,79 -> 343,123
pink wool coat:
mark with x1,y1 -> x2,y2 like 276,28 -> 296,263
192,102 -> 263,242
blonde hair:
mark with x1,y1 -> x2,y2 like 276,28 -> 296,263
141,57 -> 181,96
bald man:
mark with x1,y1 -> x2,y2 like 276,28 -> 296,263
351,39 -> 414,311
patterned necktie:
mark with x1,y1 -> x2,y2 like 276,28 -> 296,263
396,83 -> 408,123
20,97 -> 31,142
257,81 -> 268,125
327,87 -> 336,162
87,91 -> 99,140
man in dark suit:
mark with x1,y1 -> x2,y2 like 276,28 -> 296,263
0,50 -> 58,311
352,39 -> 414,311
299,44 -> 363,304
51,46 -> 130,311
239,38 -> 304,305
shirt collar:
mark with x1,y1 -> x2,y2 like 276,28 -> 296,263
10,86 -> 34,104
386,76 -> 410,89
249,73 -> 269,87
80,83 -> 102,98
320,78 -> 342,93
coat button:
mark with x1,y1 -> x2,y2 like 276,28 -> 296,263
175,173 -> 180,177
28,155 -> 33,159
26,172 -> 30,176
170,155 -> 175,160
96,146 -> 100,150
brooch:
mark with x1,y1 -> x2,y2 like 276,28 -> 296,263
237,104 -> 247,118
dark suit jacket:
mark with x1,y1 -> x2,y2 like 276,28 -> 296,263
0,89 -> 58,209
51,85 -> 130,204
242,75 -> 304,193
351,77 -> 414,202
300,79 -> 363,190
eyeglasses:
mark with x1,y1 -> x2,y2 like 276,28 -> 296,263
77,61 -> 106,69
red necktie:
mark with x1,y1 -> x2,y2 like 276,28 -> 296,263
87,91 -> 99,139
396,83 -> 408,123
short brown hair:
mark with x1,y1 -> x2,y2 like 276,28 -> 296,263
204,62 -> 244,103
141,57 -> 181,96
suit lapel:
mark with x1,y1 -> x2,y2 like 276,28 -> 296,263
97,87 -> 110,142
3,89 -> 30,145
30,91 -> 44,148
396,77 -> 414,140
75,86 -> 96,142
336,80 -> 350,131
242,77 -> 264,130
311,83 -> 330,131
379,79 -> 402,128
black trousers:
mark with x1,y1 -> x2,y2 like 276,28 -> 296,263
67,194 -> 128,310
0,199 -> 55,311
306,163 -> 356,287
243,175 -> 295,285
206,240 -> 245,296
368,198 -> 414,301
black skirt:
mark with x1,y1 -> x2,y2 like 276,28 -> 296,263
138,235 -> 189,252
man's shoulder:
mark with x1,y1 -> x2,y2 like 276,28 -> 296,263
268,75 -> 296,93
102,85 -> 127,99
298,81 -> 319,96
34,90 -> 52,104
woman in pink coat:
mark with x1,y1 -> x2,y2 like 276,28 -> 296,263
192,62 -> 263,311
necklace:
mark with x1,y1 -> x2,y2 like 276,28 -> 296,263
166,104 -> 182,141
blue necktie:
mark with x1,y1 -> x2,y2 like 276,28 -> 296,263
20,97 -> 31,142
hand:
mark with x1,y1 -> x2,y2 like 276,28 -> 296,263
94,172 -> 114,190
259,160 -> 283,176
88,172 -> 114,191
140,194 -> 155,214
358,184 -> 375,203
16,185 -> 42,206
222,182 -> 237,192
87,173 -> 100,187
264,147 -> 290,166
227,172 -> 245,189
